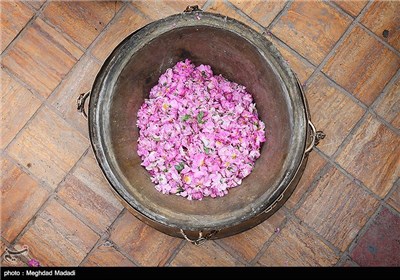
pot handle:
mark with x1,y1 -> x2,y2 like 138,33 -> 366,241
305,120 -> 325,153
77,91 -> 91,119
294,75 -> 325,153
179,229 -> 219,245
183,5 -> 202,13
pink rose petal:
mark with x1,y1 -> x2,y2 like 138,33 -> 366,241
137,60 -> 266,200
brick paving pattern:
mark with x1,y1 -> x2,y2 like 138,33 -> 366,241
1,0 -> 399,267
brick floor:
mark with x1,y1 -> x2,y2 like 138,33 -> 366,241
1,0 -> 399,267
350,207 -> 400,266
333,0 -> 368,17
306,74 -> 365,156
360,1 -> 400,51
387,181 -> 400,212
257,219 -> 339,266
323,26 -> 400,106
2,17 -> 83,97
271,1 -> 351,65
374,76 -> 400,130
296,166 -> 379,252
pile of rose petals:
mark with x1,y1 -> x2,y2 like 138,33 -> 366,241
137,59 -> 266,200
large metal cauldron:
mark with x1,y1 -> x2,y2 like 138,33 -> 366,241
77,8 -> 324,244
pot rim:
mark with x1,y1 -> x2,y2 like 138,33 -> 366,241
88,11 -> 309,231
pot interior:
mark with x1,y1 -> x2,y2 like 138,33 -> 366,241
95,20 -> 304,230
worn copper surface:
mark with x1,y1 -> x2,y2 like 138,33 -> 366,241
88,12 -> 310,239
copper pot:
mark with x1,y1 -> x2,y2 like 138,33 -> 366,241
77,8 -> 324,244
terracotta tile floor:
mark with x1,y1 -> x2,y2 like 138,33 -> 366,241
1,0 -> 399,267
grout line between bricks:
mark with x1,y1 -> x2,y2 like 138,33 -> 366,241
2,2 -> 128,149
250,162 -> 363,266
43,2 -> 129,92
222,0 -> 320,78
53,196 -> 103,236
127,2 -> 153,21
48,146 -> 105,235
384,178 -> 399,205
262,159 -> 332,257
78,239 -> 103,267
314,148 -> 386,204
22,1 -> 39,14
1,3 -> 55,152
304,1 -> 374,87
215,237 -> 254,265
345,205 -> 383,258
54,146 -> 91,191
89,53 -> 104,65
77,208 -> 140,267
0,1 -> 50,58
369,68 -> 400,111
325,65 -> 400,161
331,116 -> 398,165
330,111 -> 369,160
108,243 -> 141,267
330,69 -> 400,159
96,209 -> 142,267
89,208 -> 141,267
367,111 -> 400,136
1,236 -> 11,248
248,214 -> 289,266
49,100 -> 92,138
221,0 -> 290,45
3,151 -> 54,194
9,147 -> 91,248
39,17 -> 87,54
288,162 -> 332,213
268,32 -> 318,68
1,2 -> 131,264
82,3 -> 130,58
164,240 -> 189,267
265,0 -> 293,31
40,2 -> 129,126
289,210 -> 343,257
319,72 -> 368,109
28,3 -> 129,139
1,67 -> 47,103
357,22 -> 400,57
335,254 -> 350,267
54,198 -> 105,237
220,0 -> 316,73
47,101 -> 91,139
38,1 -> 127,55
43,100 -> 92,138
384,203 -> 400,219
23,0 -> 47,12
10,193 -> 57,247
286,135 -> 399,263
201,0 -> 214,11
2,53 -> 94,151
213,240 -> 248,266
335,253 -> 360,267
346,259 -> 360,267
324,0 -> 356,21
107,243 -> 140,267
109,242 -> 140,267
223,0 -> 265,31
1,93 -> 89,155
51,143 -> 119,237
